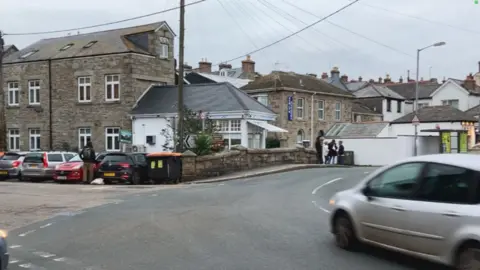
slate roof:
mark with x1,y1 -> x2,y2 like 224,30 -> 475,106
352,101 -> 382,115
4,22 -> 171,63
387,82 -> 440,100
449,78 -> 480,95
210,67 -> 260,80
353,84 -> 405,100
131,82 -> 275,115
325,122 -> 389,138
465,104 -> 480,118
345,81 -> 368,92
324,77 -> 348,91
391,105 -> 476,124
241,71 -> 354,97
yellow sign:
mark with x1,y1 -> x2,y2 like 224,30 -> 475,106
104,172 -> 115,177
150,161 -> 156,169
459,132 -> 468,153
441,132 -> 451,153
157,160 -> 163,168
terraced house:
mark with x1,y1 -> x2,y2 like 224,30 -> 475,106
241,71 -> 355,147
1,22 -> 175,152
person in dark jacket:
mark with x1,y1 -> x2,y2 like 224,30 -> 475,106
338,141 -> 345,165
328,139 -> 338,164
314,136 -> 324,164
79,139 -> 96,184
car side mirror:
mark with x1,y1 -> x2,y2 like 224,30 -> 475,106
362,185 -> 374,201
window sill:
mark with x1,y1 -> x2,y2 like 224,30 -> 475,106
105,100 -> 121,104
6,105 -> 20,109
27,105 -> 42,108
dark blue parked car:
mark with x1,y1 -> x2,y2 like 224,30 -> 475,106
0,230 -> 8,270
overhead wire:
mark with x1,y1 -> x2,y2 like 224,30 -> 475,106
218,0 -> 360,65
282,0 -> 414,58
3,0 -> 206,36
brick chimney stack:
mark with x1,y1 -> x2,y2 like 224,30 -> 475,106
369,79 -> 375,83
464,73 -> 476,91
384,74 -> 391,84
198,58 -> 212,73
358,76 -> 362,82
340,74 -> 348,82
321,72 -> 328,79
219,63 -> 232,70
241,55 -> 255,73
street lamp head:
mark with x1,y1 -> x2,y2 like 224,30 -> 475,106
433,42 -> 446,47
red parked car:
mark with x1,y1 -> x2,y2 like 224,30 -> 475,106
53,152 -> 107,183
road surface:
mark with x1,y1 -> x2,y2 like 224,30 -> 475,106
6,167 -> 448,270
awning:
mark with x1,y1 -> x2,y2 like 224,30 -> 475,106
247,120 -> 288,133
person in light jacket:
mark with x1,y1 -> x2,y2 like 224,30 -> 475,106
323,140 -> 330,164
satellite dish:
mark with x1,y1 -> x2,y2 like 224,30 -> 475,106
132,145 -> 138,152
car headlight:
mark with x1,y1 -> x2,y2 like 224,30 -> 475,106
0,230 -> 7,238
329,195 -> 337,206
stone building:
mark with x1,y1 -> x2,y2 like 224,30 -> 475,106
1,22 -> 175,152
241,71 -> 355,147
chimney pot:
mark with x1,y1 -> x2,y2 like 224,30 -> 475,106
340,74 -> 348,82
399,76 -> 403,83
219,62 -> 232,70
378,77 -> 383,84
358,76 -> 363,82
330,67 -> 340,81
198,58 -> 212,73
321,72 -> 328,79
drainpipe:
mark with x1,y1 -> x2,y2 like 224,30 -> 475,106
48,59 -> 53,150
310,93 -> 316,146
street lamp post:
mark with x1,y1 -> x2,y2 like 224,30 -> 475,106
413,41 -> 446,156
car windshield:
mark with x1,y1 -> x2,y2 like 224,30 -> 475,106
23,153 -> 44,163
102,154 -> 129,162
68,155 -> 82,162
2,154 -> 21,161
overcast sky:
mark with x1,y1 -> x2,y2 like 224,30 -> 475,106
1,0 -> 479,82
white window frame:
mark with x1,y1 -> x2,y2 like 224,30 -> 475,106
297,98 -> 305,119
317,100 -> 325,120
29,129 -> 41,151
442,99 -> 459,109
230,120 -> 241,132
78,128 -> 92,149
296,129 -> 305,144
7,82 -> 19,106
8,129 -> 20,151
105,75 -> 120,101
78,76 -> 92,102
105,127 -> 120,152
335,102 -> 342,121
28,80 -> 41,105
159,44 -> 169,59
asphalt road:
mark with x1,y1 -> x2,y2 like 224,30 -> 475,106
5,167 -> 448,270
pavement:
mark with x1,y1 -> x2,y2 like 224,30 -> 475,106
3,167 -> 449,270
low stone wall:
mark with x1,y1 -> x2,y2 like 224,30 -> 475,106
182,146 -> 317,181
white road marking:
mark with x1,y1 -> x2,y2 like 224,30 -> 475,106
39,223 -> 53,229
312,200 -> 331,213
151,194 -> 158,197
218,183 -> 225,186
364,172 -> 369,174
53,257 -> 67,262
10,258 -> 20,264
19,263 -> 33,268
18,230 -> 36,237
33,251 -> 56,258
312,177 -> 343,195
10,245 -> 22,249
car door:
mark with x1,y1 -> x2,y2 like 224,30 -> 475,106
399,162 -> 476,256
355,162 -> 425,250
132,154 -> 148,180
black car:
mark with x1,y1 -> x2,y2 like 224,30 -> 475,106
97,152 -> 148,184
0,230 -> 9,270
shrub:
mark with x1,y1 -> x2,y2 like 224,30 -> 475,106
194,133 -> 213,156
266,138 -> 281,149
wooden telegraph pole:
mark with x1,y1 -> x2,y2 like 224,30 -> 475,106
0,31 -> 6,151
177,0 -> 186,152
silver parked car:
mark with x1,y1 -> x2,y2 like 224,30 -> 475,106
0,152 -> 28,180
21,151 -> 77,181
329,154 -> 480,269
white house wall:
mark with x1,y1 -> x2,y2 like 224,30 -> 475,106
468,95 -> 480,110
431,82 -> 469,110
382,99 -> 405,122
132,117 -> 171,152
392,122 -> 463,136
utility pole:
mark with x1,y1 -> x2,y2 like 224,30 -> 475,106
0,31 -> 6,151
177,0 -> 186,153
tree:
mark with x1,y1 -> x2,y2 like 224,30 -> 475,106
160,106 -> 217,153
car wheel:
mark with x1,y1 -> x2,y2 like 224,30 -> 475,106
131,172 -> 141,185
455,242 -> 480,270
333,214 -> 358,250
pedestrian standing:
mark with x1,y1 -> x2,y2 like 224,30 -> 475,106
338,141 -> 345,165
314,136 -> 323,164
79,139 -> 96,184
323,140 -> 330,164
328,139 -> 338,165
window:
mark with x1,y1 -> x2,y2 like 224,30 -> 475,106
133,154 -> 147,164
29,129 -> 41,151
355,114 -> 361,122
397,100 -> 402,113
231,120 -> 241,131
78,77 -> 92,102
367,162 -> 424,199
28,80 -> 40,105
60,43 -> 73,51
20,50 -> 38,59
317,100 -> 324,120
442,99 -> 459,109
105,127 -> 120,151
415,163 -> 475,204
254,95 -> 268,106
64,153 -> 75,161
105,75 -> 120,101
335,102 -> 342,121
83,41 -> 97,48
296,129 -> 305,143
78,128 -> 92,149
418,103 -> 428,109
386,99 -> 392,112
47,154 -> 63,162
159,44 -> 169,59
7,82 -> 19,106
8,129 -> 20,151
297,98 -> 304,119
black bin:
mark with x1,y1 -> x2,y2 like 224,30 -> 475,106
343,151 -> 354,165
147,152 -> 183,184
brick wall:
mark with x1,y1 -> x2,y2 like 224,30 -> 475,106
181,145 -> 317,181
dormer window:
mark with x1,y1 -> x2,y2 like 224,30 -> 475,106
20,50 -> 38,59
60,43 -> 74,51
219,69 -> 229,76
83,41 -> 97,48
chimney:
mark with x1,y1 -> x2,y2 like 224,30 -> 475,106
399,76 -> 403,83
330,67 -> 340,81
241,55 -> 255,73
198,58 -> 212,73
430,78 -> 438,83
407,70 -> 410,81
478,61 -> 480,73
442,76 -> 446,83
369,79 -> 375,83
378,77 -> 383,84
307,73 -> 317,78
384,74 -> 391,84
358,76 -> 363,82
219,63 -> 232,70
321,72 -> 328,79
340,74 -> 348,82
183,62 -> 193,72
464,73 -> 476,91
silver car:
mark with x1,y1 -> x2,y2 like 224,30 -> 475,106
21,151 -> 77,181
0,152 -> 28,180
329,154 -> 480,269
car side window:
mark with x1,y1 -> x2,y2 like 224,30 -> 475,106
64,153 -> 74,161
368,162 -> 424,199
134,154 -> 147,164
415,163 -> 475,204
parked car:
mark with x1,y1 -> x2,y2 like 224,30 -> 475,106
0,152 -> 28,180
53,153 -> 107,183
0,230 -> 9,270
20,151 -> 77,182
97,152 -> 148,184
329,154 -> 480,269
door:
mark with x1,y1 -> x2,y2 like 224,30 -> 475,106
132,154 -> 148,181
400,162 -> 476,256
356,162 -> 425,250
